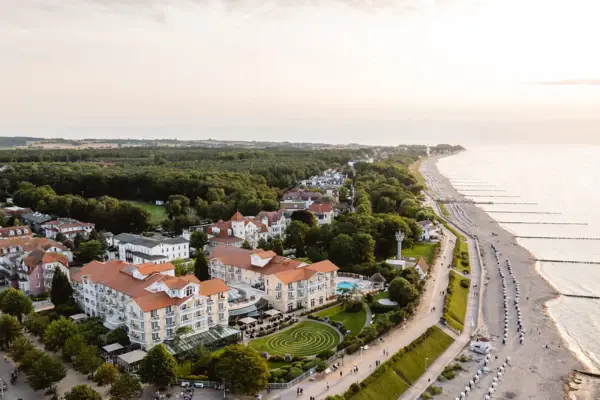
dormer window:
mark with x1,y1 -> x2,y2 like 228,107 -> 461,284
185,286 -> 194,297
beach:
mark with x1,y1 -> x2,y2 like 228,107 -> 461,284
420,156 -> 591,400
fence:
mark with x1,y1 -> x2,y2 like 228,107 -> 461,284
338,272 -> 369,281
33,299 -> 54,312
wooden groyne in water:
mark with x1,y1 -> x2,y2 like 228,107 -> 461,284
535,259 -> 600,265
458,189 -> 506,192
465,195 -> 521,198
488,211 -> 561,215
516,236 -> 600,240
497,221 -> 587,226
441,200 -> 538,205
561,294 -> 600,300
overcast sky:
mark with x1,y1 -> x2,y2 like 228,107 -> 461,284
1,0 -> 600,145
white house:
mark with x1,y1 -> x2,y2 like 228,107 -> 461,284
207,211 -> 287,249
414,257 -> 430,280
308,203 -> 334,225
71,260 -> 233,351
417,220 -> 439,241
42,218 -> 95,240
110,233 -> 189,264
0,226 -> 32,239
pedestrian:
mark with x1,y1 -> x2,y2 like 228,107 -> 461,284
297,387 -> 300,396
340,370 -> 343,378
300,388 -> 303,395
327,382 -> 330,390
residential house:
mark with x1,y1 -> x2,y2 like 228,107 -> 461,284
0,237 -> 73,294
42,218 -> 95,240
71,260 -> 233,350
109,233 -> 189,264
207,211 -> 285,249
0,226 -> 32,239
20,212 -> 53,233
308,203 -> 334,225
417,220 -> 439,241
1,206 -> 32,218
414,257 -> 430,280
279,190 -> 323,213
208,246 -> 339,313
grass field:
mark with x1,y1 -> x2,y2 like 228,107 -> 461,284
438,202 -> 450,217
129,201 -> 167,224
249,321 -> 340,357
402,242 -> 439,265
348,326 -> 453,400
443,271 -> 470,332
315,303 -> 367,336
452,239 -> 470,274
409,160 -> 426,186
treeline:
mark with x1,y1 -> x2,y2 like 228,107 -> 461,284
12,183 -> 151,234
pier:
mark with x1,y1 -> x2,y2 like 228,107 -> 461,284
516,236 -> 600,240
458,189 -> 507,192
560,294 -> 600,300
440,200 -> 538,205
496,221 -> 587,226
488,211 -> 561,215
453,184 -> 497,187
535,259 -> 600,265
465,195 -> 521,198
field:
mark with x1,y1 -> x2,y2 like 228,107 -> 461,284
443,271 -> 470,332
128,201 -> 167,224
349,326 -> 453,400
452,239 -> 470,274
249,321 -> 340,357
314,303 -> 367,336
402,242 -> 439,265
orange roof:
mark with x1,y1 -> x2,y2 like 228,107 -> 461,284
0,237 -> 67,252
416,257 -> 430,274
231,211 -> 244,221
181,275 -> 202,285
307,260 -> 339,273
42,252 -> 69,266
199,278 -> 230,296
210,245 -> 305,276
254,250 -> 276,259
308,203 -> 334,213
161,276 -> 190,290
134,293 -> 190,312
137,262 -> 175,275
0,226 -> 31,238
274,268 -> 317,284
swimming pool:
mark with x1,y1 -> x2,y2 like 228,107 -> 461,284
336,281 -> 358,294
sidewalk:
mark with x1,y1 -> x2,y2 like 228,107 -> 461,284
265,226 -> 455,400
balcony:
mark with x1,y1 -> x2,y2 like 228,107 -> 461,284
151,325 -> 161,332
151,314 -> 160,320
208,321 -> 216,328
166,310 -> 175,316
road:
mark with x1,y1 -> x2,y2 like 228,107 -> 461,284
0,352 -> 45,400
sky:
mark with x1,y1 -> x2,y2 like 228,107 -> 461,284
1,0 -> 600,145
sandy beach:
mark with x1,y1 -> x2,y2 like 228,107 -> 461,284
420,156 -> 592,400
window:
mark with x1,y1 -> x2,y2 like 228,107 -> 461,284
152,322 -> 159,330
152,333 -> 160,341
310,298 -> 315,308
167,328 -> 173,337
185,286 -> 193,297
166,317 -> 173,326
151,310 -> 158,318
287,303 -> 293,312
37,282 -> 41,288
140,321 -> 145,329
195,300 -> 201,307
319,296 -> 324,305
219,312 -> 225,321
36,274 -> 40,279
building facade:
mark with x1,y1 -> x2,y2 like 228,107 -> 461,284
0,226 -> 32,239
42,218 -> 95,240
207,211 -> 288,249
71,260 -> 230,350
109,233 -> 189,264
209,246 -> 338,313
307,203 -> 334,225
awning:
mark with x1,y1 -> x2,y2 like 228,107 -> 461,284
70,313 -> 87,322
239,317 -> 257,325
264,309 -> 281,316
118,350 -> 147,366
102,343 -> 124,353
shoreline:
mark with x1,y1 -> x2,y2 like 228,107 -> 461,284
420,155 -> 592,399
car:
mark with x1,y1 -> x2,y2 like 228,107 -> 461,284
180,381 -> 190,388
193,382 -> 204,388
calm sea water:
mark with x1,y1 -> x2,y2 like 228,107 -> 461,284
437,145 -> 600,372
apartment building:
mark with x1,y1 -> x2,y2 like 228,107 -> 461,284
207,211 -> 288,249
71,260 -> 231,350
42,218 -> 95,240
209,246 -> 338,313
0,225 -> 32,239
108,233 -> 189,264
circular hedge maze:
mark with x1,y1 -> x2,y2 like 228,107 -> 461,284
250,321 -> 340,358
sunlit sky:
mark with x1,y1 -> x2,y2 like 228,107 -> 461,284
1,0 -> 600,144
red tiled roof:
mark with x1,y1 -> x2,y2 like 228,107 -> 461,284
23,249 -> 68,272
0,226 -> 31,238
199,278 -> 230,296
209,245 -> 305,276
416,257 -> 430,274
254,250 -> 276,259
231,211 -> 244,221
308,203 -> 334,214
307,260 -> 339,273
275,268 -> 317,284
137,262 -> 175,275
0,237 -> 67,252
257,211 -> 285,225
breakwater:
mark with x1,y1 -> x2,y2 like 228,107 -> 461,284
465,195 -> 521,198
535,259 -> 600,265
487,211 -> 561,215
496,222 -> 587,226
516,236 -> 600,240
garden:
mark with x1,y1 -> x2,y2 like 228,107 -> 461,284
249,321 -> 340,358
313,302 -> 367,336
442,271 -> 470,332
401,241 -> 439,265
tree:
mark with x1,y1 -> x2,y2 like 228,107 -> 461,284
138,344 -> 177,388
109,373 -> 142,400
0,314 -> 22,348
106,326 -> 130,346
195,198 -> 210,219
94,363 -> 120,386
190,230 -> 207,251
400,267 -> 421,286
194,255 -> 210,281
62,333 -> 86,362
352,233 -> 375,264
290,210 -> 316,227
328,234 -> 355,267
193,345 -> 213,370
215,344 -> 269,395
241,240 -> 253,250
23,313 -> 50,337
388,277 -> 419,307
257,237 -> 271,250
64,384 -> 102,400
285,220 -> 309,249
44,317 -> 79,351
272,237 -> 284,256
0,287 -> 33,322
26,353 -> 67,392
74,345 -> 103,374
76,240 -> 104,263
8,336 -> 34,362
51,266 -> 74,306
172,258 -> 193,276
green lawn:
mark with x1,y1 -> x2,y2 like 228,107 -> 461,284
391,326 -> 454,384
438,202 -> 450,217
249,321 -> 340,358
351,368 -> 409,400
409,160 -> 426,187
402,242 -> 439,265
443,271 -> 470,332
129,201 -> 167,224
314,303 -> 367,336
452,239 -> 470,274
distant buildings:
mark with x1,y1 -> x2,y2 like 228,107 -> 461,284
106,233 -> 189,264
417,220 -> 440,241
307,203 -> 334,225
42,218 -> 95,240
71,260 -> 234,351
1,206 -> 32,218
20,212 -> 53,233
206,211 -> 288,249
0,226 -> 32,239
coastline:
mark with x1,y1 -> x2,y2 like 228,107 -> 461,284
420,155 -> 592,399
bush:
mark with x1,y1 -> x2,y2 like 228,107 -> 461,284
180,374 -> 208,380
286,367 -> 304,381
345,300 -> 363,313
460,279 -> 469,289
427,386 -> 443,395
317,349 -> 335,360
270,354 -> 284,362
302,360 -> 318,371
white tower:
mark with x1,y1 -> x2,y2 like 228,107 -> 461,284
395,231 -> 405,260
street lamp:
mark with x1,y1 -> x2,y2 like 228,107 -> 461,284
425,357 -> 429,370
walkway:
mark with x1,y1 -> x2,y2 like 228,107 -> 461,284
264,222 -> 455,400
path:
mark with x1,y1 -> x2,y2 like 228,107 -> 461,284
264,218 -> 455,400
363,302 -> 372,330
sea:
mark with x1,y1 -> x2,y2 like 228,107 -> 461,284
437,144 -> 600,373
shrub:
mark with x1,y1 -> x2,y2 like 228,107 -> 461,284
460,279 -> 469,289
427,386 -> 443,395
317,349 -> 335,360
345,300 -> 363,313
269,369 -> 284,379
270,354 -> 284,362
284,354 -> 292,362
286,367 -> 304,381
302,360 -> 318,371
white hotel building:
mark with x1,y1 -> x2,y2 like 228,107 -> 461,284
107,233 -> 190,264
71,260 -> 234,351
